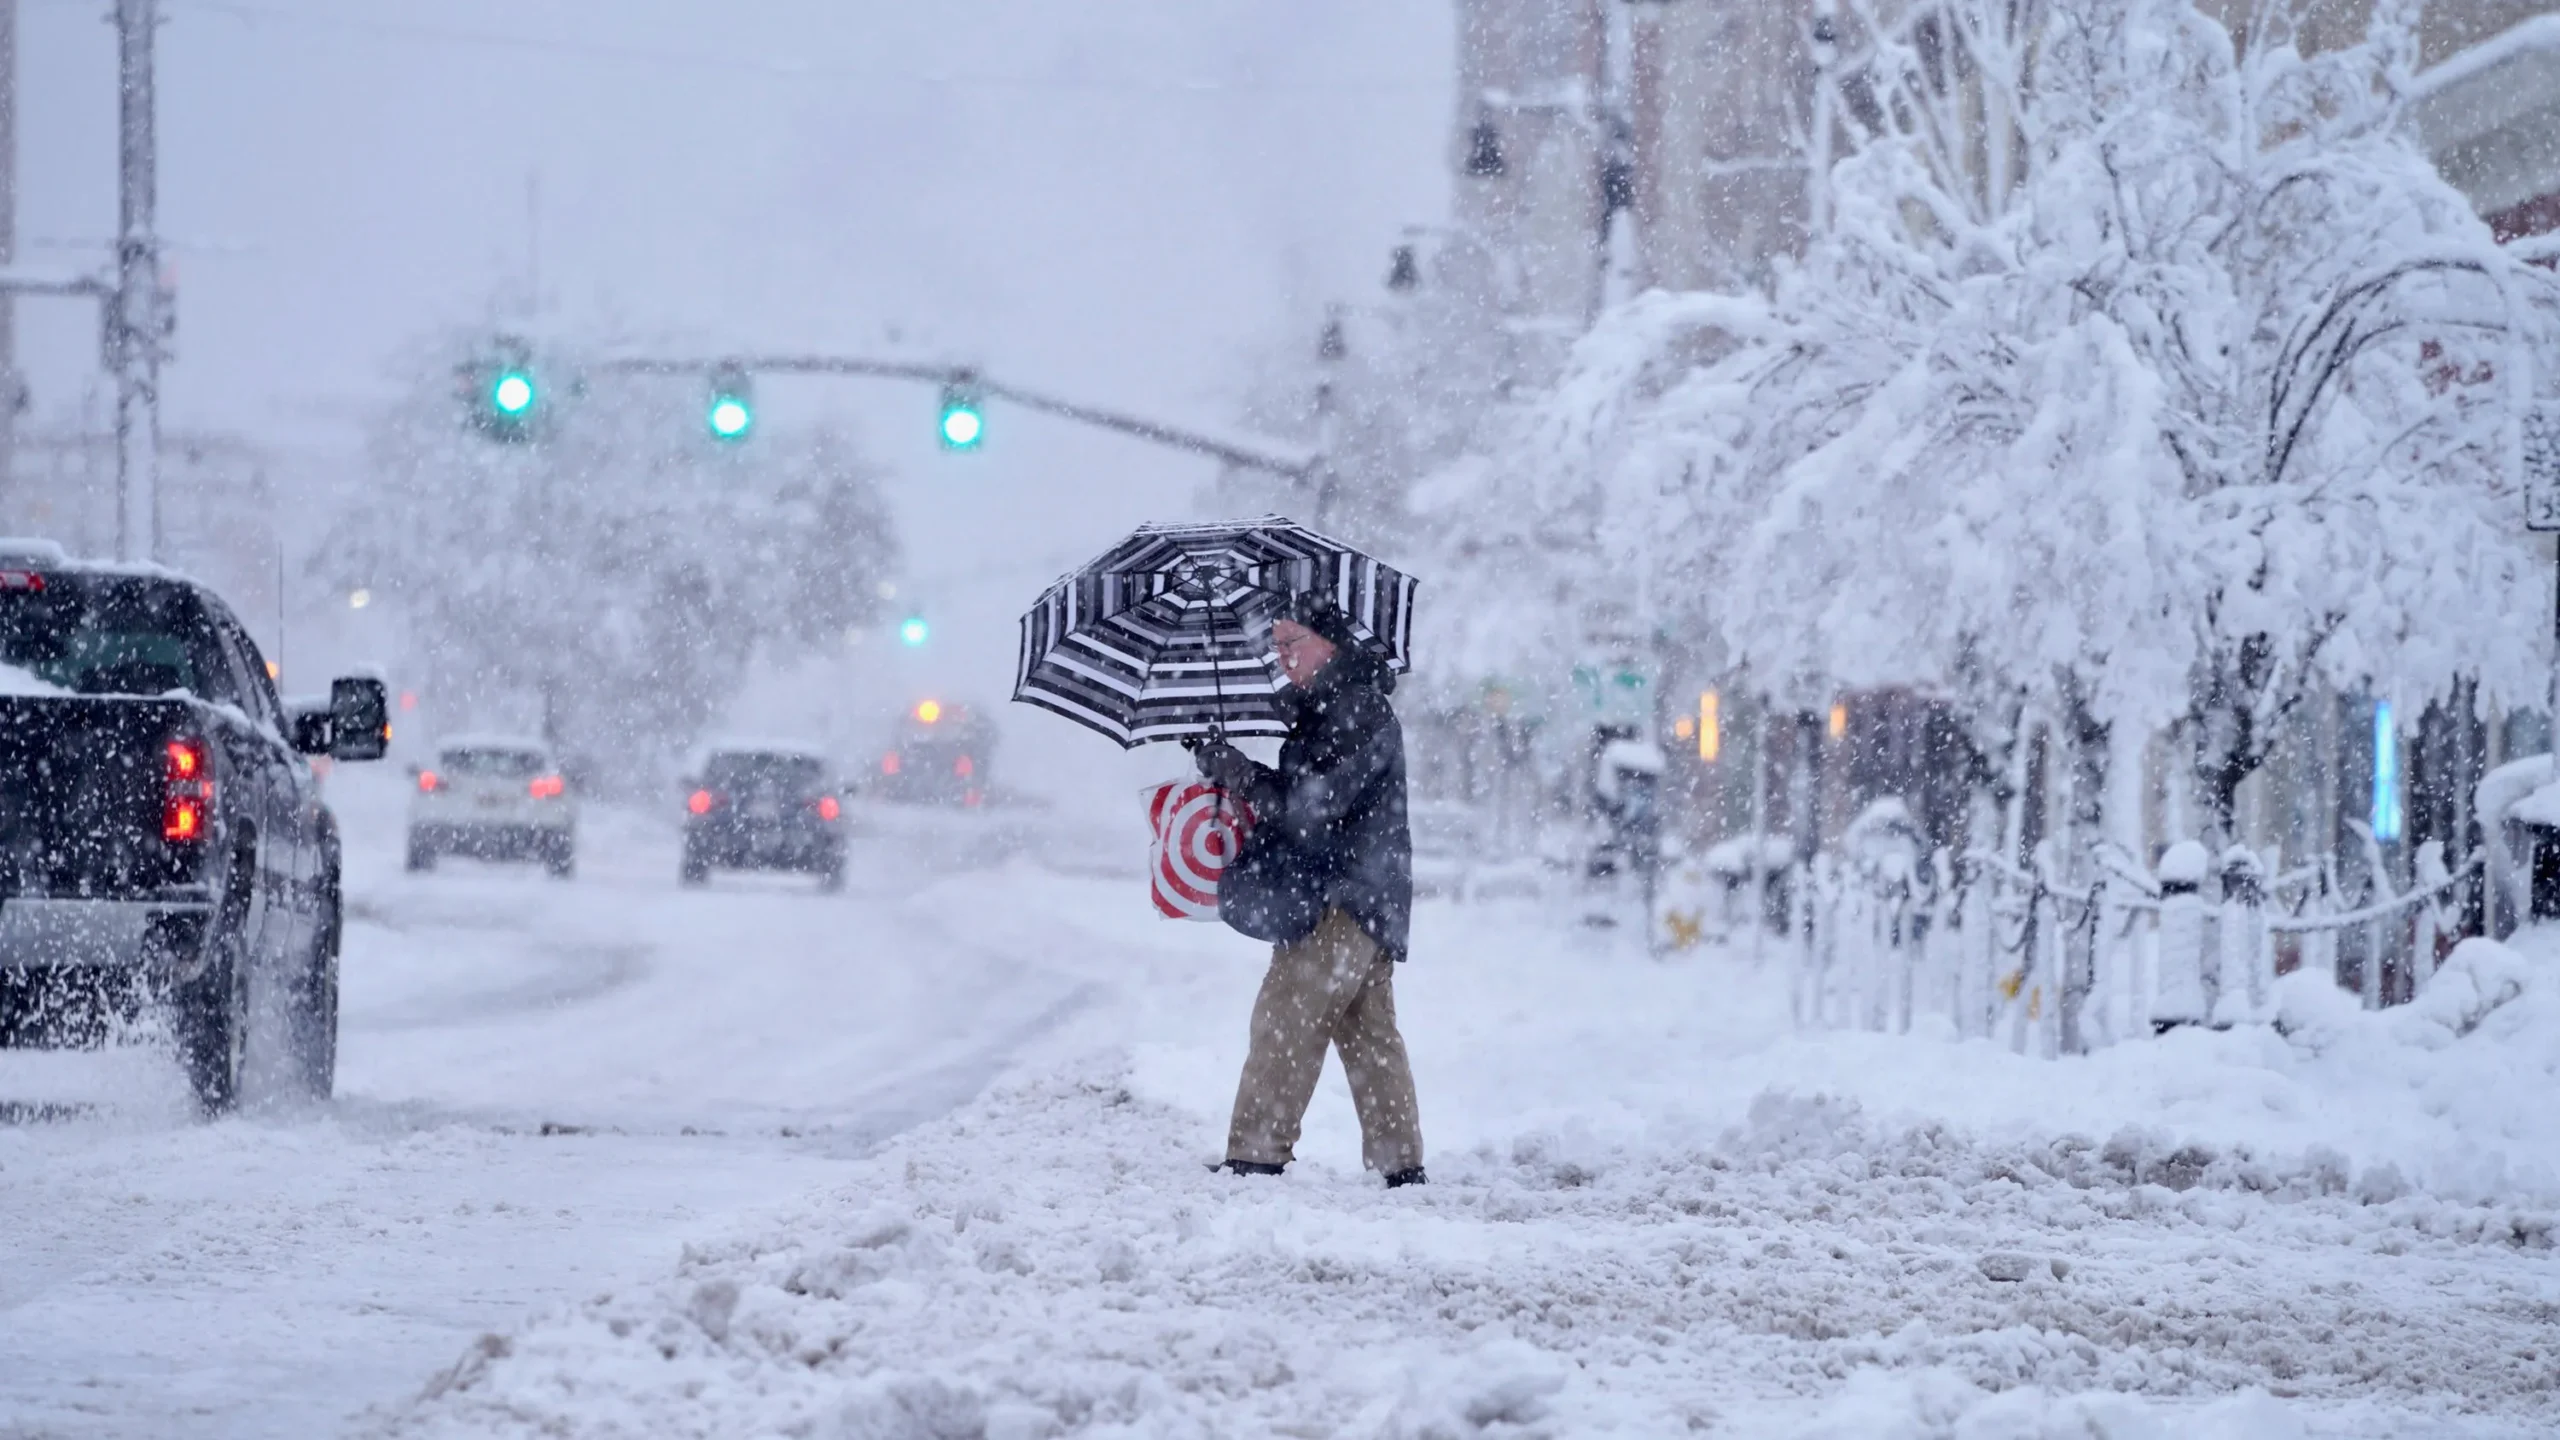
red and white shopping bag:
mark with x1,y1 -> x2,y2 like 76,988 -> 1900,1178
1144,780 -> 1253,920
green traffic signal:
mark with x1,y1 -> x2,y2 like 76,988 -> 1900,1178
938,379 -> 984,451
899,616 -> 930,647
707,364 -> 755,442
468,343 -> 542,442
492,370 -> 536,417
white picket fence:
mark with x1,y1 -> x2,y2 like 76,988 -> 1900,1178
1779,833 -> 2479,1056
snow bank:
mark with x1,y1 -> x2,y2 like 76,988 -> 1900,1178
377,886 -> 2560,1437
0,661 -> 66,696
383,1066 -> 2558,1435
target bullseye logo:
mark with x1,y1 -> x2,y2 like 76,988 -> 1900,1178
1146,780 -> 1253,920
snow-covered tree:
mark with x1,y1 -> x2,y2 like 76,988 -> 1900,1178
1453,0 -> 2560,847
321,337 -> 899,785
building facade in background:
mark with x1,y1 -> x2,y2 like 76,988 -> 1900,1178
1446,0 -> 1611,349
1454,0 -> 2560,323
1621,0 -> 1821,295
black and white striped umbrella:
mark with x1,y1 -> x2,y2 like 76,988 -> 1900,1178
1012,516 -> 1418,748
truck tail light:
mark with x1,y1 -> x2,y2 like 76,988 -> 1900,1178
954,754 -> 975,778
529,774 -> 566,799
164,737 -> 212,843
688,789 -> 716,815
816,795 -> 841,821
417,770 -> 441,793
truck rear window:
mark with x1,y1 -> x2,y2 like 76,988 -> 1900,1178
0,575 -> 238,703
706,753 -> 826,794
440,748 -> 547,779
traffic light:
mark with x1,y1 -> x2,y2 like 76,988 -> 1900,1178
463,335 -> 544,442
938,374 -> 984,451
492,370 -> 536,418
706,364 -> 754,442
899,616 -> 930,647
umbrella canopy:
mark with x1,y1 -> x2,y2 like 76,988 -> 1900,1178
1012,516 -> 1417,748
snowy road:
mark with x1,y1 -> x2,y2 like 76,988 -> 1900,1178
9,764 -> 2560,1437
0,767 -> 1099,1439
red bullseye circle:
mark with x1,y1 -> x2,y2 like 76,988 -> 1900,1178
1149,781 -> 1253,919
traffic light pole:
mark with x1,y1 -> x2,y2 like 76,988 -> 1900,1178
112,0 -> 160,563
0,1 -> 161,554
591,354 -> 1318,480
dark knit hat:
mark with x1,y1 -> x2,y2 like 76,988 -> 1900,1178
1280,591 -> 1365,651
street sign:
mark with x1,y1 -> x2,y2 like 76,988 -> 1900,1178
1573,662 -> 1652,726
2526,407 -> 2560,531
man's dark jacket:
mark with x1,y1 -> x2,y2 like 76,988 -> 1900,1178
1216,648 -> 1412,959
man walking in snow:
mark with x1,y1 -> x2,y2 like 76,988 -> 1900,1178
1193,592 -> 1424,1187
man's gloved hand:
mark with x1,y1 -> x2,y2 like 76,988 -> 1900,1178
1193,740 -> 1256,794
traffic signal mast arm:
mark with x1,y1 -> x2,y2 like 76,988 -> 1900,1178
590,354 -> 1318,480
0,265 -> 111,298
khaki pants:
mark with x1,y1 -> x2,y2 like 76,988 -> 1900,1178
1226,908 -> 1423,1174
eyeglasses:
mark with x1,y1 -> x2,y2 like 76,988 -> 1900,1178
1273,634 -> 1325,656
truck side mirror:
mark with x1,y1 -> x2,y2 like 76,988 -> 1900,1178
285,698 -> 334,756
329,676 -> 390,761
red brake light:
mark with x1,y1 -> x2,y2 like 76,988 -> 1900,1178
529,774 -> 565,799
0,570 -> 43,591
954,754 -> 975,778
688,789 -> 715,815
880,753 -> 902,776
164,737 -> 212,843
417,770 -> 440,793
817,795 -> 841,821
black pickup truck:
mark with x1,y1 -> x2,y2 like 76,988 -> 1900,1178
0,541 -> 387,1114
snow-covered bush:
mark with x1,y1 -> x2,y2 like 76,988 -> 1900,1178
1445,0 -> 2560,845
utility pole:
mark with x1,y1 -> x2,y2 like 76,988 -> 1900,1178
113,0 -> 161,562
0,0 -> 19,512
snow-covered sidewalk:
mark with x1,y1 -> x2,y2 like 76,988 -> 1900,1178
377,865 -> 2560,1437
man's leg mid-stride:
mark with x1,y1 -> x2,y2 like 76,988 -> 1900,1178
1332,951 -> 1423,1176
1225,909 -> 1423,1176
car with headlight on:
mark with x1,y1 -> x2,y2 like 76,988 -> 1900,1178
681,744 -> 846,890
874,699 -> 994,807
406,736 -> 576,877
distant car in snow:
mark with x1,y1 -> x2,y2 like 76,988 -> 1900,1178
406,736 -> 577,877
681,744 -> 846,890
873,699 -> 994,807
0,539 -> 389,1113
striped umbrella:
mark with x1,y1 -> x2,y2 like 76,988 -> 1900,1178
1012,516 -> 1418,748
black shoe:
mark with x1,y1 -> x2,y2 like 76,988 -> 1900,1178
1384,1167 -> 1426,1189
1213,1159 -> 1285,1177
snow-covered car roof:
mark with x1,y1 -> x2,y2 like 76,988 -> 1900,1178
0,541 -> 203,586
435,733 -> 554,758
695,738 -> 832,765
